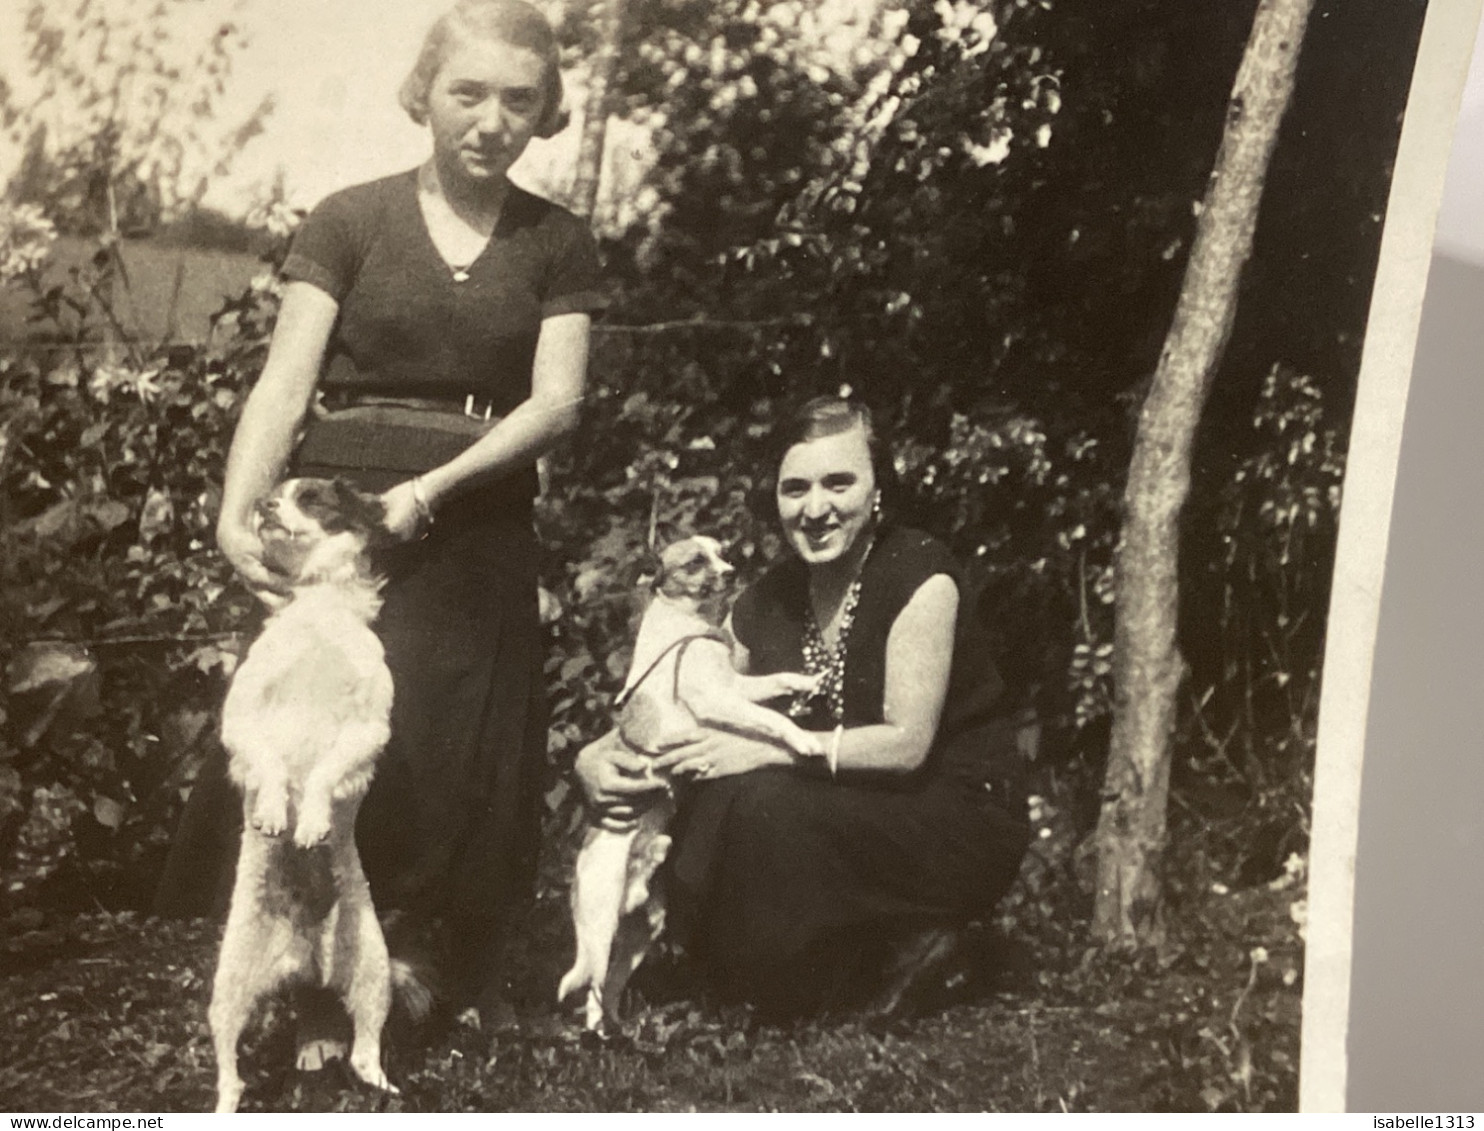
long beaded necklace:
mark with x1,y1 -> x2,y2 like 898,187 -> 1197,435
789,540 -> 873,725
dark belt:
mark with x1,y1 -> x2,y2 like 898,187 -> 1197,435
321,390 -> 500,421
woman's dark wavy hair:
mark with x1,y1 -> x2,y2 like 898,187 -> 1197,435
757,395 -> 902,522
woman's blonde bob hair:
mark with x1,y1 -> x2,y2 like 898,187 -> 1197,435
399,0 -> 568,138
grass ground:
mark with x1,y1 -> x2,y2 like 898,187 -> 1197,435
0,876 -> 1303,1113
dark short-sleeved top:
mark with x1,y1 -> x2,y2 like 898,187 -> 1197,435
731,525 -> 1023,798
281,169 -> 607,413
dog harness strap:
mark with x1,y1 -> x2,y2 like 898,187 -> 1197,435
668,633 -> 721,702
612,631 -> 729,712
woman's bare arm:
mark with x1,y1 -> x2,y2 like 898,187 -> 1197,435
380,312 -> 589,535
822,573 -> 957,773
216,281 -> 339,599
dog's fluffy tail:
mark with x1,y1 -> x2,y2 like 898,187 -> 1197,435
390,957 -> 436,1024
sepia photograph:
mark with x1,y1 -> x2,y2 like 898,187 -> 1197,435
0,0 -> 1470,1113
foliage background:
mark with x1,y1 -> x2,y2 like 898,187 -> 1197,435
0,0 -> 1428,1111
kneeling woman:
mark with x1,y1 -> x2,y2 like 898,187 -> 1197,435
576,397 -> 1031,1016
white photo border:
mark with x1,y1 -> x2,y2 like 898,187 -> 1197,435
1299,0 -> 1484,1110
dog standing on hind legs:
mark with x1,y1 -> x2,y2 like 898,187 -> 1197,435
209,477 -> 402,1113
558,535 -> 822,1034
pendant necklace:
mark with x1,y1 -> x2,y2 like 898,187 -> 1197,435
419,163 -> 495,285
446,197 -> 502,283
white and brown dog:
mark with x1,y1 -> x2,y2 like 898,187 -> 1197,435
558,535 -> 821,1033
209,477 -> 399,1113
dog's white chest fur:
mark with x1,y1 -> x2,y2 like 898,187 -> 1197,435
222,584 -> 392,811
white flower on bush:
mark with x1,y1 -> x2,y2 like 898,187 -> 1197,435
249,271 -> 284,300
246,197 -> 302,240
1289,897 -> 1308,940
1268,850 -> 1307,891
963,130 -> 1012,167
933,0 -> 998,59
0,204 -> 58,283
89,363 -> 163,404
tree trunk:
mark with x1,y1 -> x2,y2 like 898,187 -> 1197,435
570,0 -> 627,220
1092,0 -> 1315,948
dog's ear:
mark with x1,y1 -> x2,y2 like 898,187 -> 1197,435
326,478 -> 388,536
635,546 -> 666,591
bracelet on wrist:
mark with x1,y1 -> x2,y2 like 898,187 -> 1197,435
410,476 -> 435,526
827,724 -> 843,779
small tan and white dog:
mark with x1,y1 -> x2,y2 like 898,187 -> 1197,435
558,535 -> 821,1033
209,477 -> 398,1113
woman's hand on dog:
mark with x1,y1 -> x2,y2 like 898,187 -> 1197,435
574,731 -> 670,831
218,518 -> 292,609
380,479 -> 430,542
652,728 -> 795,782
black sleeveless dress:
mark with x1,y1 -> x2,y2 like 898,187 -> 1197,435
664,525 -> 1031,1012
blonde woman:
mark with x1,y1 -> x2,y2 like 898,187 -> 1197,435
157,0 -> 605,1035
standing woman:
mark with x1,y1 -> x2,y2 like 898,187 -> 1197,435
157,0 -> 605,1026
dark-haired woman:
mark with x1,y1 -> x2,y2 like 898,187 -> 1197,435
157,0 -> 605,1030
575,398 -> 1030,1017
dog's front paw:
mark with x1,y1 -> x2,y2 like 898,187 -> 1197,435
251,793 -> 289,838
293,804 -> 332,848
769,671 -> 821,697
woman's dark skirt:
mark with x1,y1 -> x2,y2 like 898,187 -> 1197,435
152,472 -> 548,1009
665,767 -> 1030,1015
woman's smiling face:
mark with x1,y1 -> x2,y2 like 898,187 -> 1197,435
426,36 -> 548,189
776,422 -> 879,567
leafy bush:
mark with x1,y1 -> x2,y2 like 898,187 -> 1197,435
0,231 -> 1345,913
0,219 -> 275,905
1174,365 -> 1344,883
